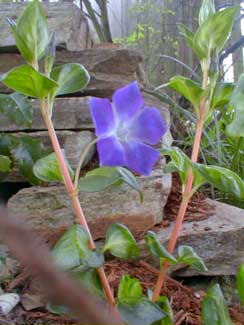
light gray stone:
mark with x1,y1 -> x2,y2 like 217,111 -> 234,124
7,164 -> 171,239
140,199 -> 244,276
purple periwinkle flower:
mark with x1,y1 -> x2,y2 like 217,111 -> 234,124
90,81 -> 167,176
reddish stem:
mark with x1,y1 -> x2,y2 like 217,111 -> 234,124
152,71 -> 208,302
40,100 -> 115,305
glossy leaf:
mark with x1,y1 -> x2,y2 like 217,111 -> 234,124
199,0 -> 215,25
51,225 -> 104,271
178,24 -> 194,49
51,63 -> 90,96
237,264 -> 244,306
0,93 -> 32,127
118,275 -> 142,303
8,0 -> 48,64
177,245 -> 208,272
211,83 -> 234,110
201,284 -> 232,325
73,269 -> 104,299
227,74 -> 244,137
0,155 -> 11,172
78,166 -> 142,197
168,76 -> 206,108
118,298 -> 165,325
2,65 -> 58,99
193,7 -> 238,61
153,296 -> 173,325
11,136 -> 48,185
33,151 -> 74,183
144,231 -> 177,264
103,223 -> 139,259
193,163 -> 244,199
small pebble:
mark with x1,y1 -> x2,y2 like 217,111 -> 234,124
0,293 -> 20,315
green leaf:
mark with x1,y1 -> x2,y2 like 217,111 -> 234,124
46,304 -> 70,316
11,136 -> 48,185
0,155 -> 11,172
118,275 -> 143,303
51,63 -> 90,96
201,284 -> 232,325
161,147 -> 204,192
211,83 -> 234,110
73,269 -> 104,299
153,296 -> 173,325
199,0 -> 215,25
193,163 -> 244,199
178,24 -> 194,49
193,7 -> 239,61
118,298 -> 165,325
177,245 -> 208,272
33,151 -> 74,183
227,74 -> 244,137
9,0 -> 48,64
2,65 -> 58,99
237,264 -> 244,307
168,76 -> 206,108
144,231 -> 177,264
103,223 -> 139,259
51,224 -> 104,271
78,167 -> 142,198
0,93 -> 33,127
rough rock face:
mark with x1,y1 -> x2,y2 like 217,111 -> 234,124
8,166 -> 172,240
140,199 -> 244,276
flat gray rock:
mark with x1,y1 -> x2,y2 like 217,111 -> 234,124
140,199 -> 244,276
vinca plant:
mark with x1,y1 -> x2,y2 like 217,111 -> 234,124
1,0 -> 244,324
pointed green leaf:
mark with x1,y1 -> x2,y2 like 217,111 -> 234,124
199,0 -> 215,25
211,83 -> 234,110
177,245 -> 208,272
0,155 -> 11,172
178,24 -> 194,49
118,298 -> 165,325
168,76 -> 206,108
11,136 -> 48,185
9,0 -> 48,64
51,63 -> 90,96
103,223 -> 139,259
2,65 -> 58,99
193,163 -> 244,199
201,284 -> 232,325
237,264 -> 244,307
227,74 -> 244,137
33,151 -> 74,183
116,167 -> 143,201
51,225 -> 104,271
0,93 -> 32,127
193,7 -> 239,61
73,269 -> 104,298
118,275 -> 142,303
144,231 -> 177,264
153,296 -> 173,325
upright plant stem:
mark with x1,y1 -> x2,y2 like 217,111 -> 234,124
40,100 -> 115,305
152,70 -> 209,302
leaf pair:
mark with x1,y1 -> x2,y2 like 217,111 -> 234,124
144,231 -> 208,273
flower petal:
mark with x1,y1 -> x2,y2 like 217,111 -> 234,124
97,136 -> 126,166
113,81 -> 143,123
123,141 -> 160,176
90,97 -> 116,136
129,107 -> 167,145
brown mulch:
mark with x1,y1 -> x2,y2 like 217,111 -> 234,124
2,174 -> 244,324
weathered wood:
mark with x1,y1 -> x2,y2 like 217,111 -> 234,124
7,166 -> 172,239
0,2 -> 91,51
0,94 -> 170,132
0,49 -> 145,97
6,130 -> 95,182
